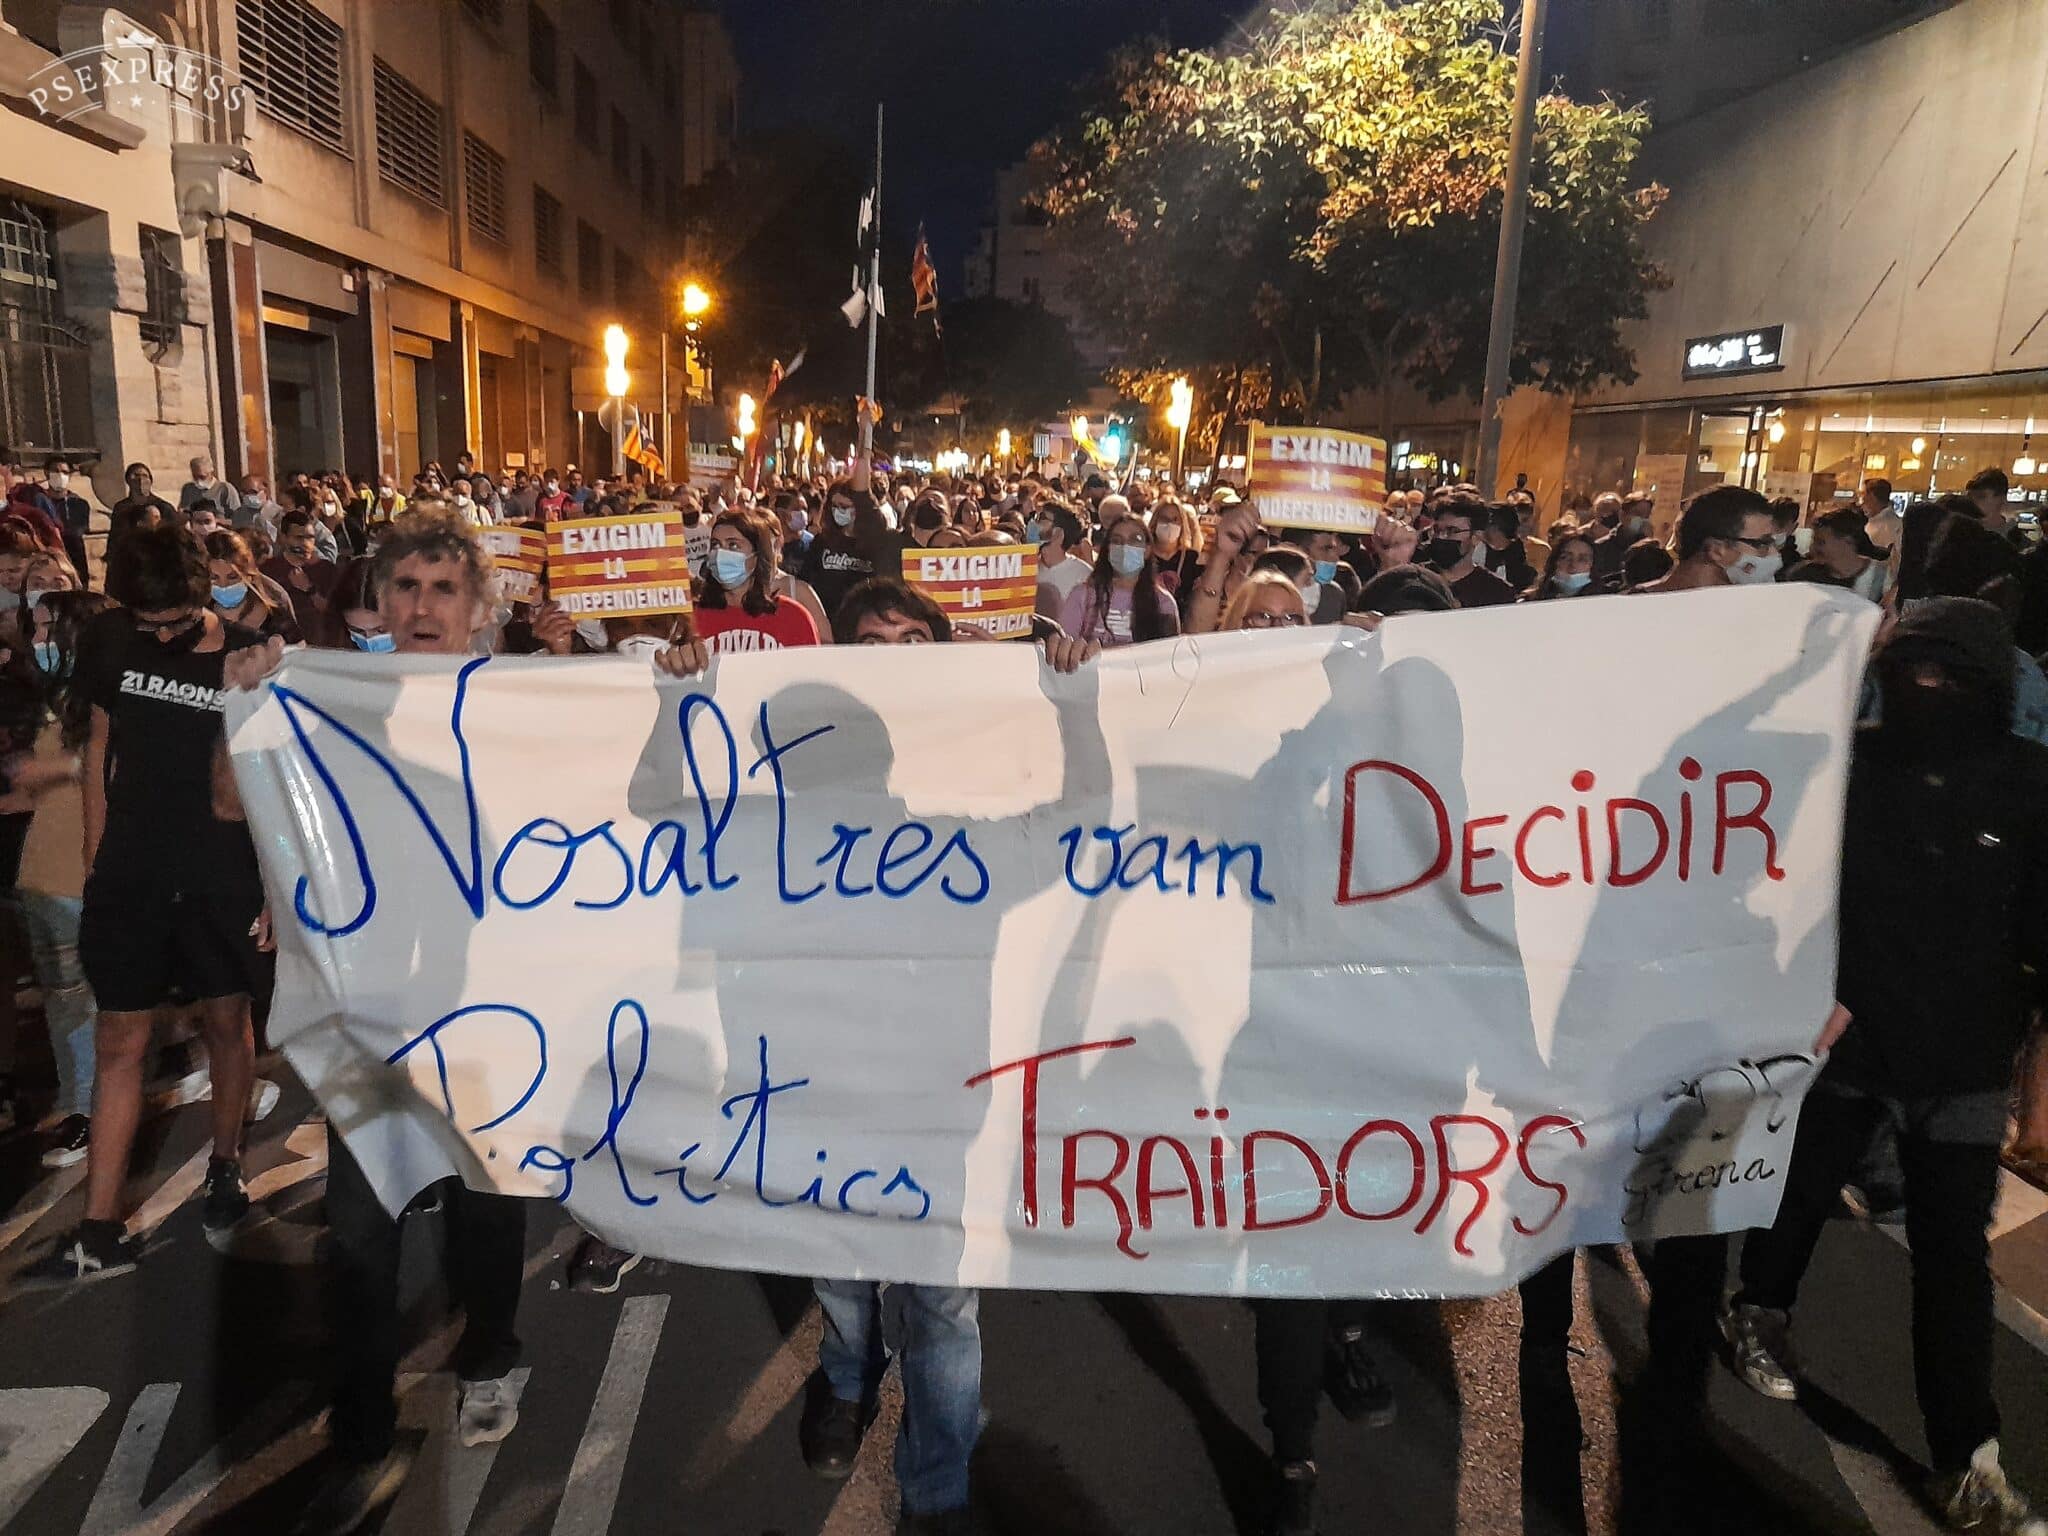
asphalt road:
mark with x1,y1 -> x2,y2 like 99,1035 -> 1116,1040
2,1073 -> 2046,1536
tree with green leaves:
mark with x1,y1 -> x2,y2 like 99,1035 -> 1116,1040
1031,0 -> 1666,443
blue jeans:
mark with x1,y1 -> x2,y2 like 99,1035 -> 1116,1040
19,892 -> 93,1116
813,1278 -> 980,1515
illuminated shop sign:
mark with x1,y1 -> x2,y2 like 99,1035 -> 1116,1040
1683,325 -> 1786,381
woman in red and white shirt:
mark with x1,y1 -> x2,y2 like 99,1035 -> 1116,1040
692,506 -> 821,653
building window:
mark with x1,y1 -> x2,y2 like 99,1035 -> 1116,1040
373,58 -> 445,207
614,249 -> 632,305
0,197 -> 94,457
138,226 -> 185,356
578,219 -> 602,301
574,58 -> 598,149
534,185 -> 563,275
235,0 -> 347,155
610,106 -> 630,181
464,133 -> 508,243
527,2 -> 556,96
0,201 -> 60,295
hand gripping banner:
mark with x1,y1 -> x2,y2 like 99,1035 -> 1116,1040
227,587 -> 1879,1298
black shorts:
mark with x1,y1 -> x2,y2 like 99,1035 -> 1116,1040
80,879 -> 262,1014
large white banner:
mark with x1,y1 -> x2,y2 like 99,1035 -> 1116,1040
228,586 -> 1878,1298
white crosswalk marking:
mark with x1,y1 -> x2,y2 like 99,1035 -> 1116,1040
549,1296 -> 669,1536
388,1368 -> 533,1535
0,1386 -> 110,1526
77,1382 -> 303,1536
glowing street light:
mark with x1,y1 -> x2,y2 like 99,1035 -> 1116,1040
736,392 -> 757,455
681,282 -> 712,321
997,428 -> 1012,471
603,325 -> 631,475
1166,376 -> 1193,480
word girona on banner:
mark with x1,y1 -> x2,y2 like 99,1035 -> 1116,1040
227,587 -> 1877,1298
478,525 -> 545,605
546,510 -> 695,618
907,547 -> 1039,640
1248,423 -> 1387,535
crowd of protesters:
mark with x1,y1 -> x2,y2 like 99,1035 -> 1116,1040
0,440 -> 2045,1536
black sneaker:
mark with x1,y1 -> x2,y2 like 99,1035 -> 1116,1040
42,1114 -> 90,1169
286,1444 -> 417,1536
897,1508 -> 974,1536
567,1235 -> 643,1294
801,1393 -> 874,1481
1270,1458 -> 1319,1536
202,1156 -> 251,1235
1325,1324 -> 1397,1426
21,1220 -> 137,1285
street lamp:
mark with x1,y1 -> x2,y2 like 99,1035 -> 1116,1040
603,324 -> 630,477
1166,377 -> 1193,482
997,428 -> 1012,473
681,282 -> 712,324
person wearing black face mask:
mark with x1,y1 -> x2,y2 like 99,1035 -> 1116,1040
1725,596 -> 2048,1535
1422,496 -> 1516,608
23,525 -> 269,1285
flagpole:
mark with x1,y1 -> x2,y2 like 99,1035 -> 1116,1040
859,103 -> 883,490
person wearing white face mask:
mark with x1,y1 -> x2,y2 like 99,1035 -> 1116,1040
1635,485 -> 1780,594
1521,531 -> 1604,601
693,505 -> 821,653
39,459 -> 92,581
801,479 -> 895,625
449,477 -> 491,527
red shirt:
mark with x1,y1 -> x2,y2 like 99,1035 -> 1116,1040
694,596 -> 820,653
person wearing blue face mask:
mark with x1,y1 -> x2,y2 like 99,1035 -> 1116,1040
204,531 -> 301,642
1061,511 -> 1180,648
2,588 -> 119,1171
1522,531 -> 1603,601
695,505 -> 821,654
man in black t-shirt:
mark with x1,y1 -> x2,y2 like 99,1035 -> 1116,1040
27,526 -> 267,1284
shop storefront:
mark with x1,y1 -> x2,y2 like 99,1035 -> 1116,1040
1564,371 -> 2048,521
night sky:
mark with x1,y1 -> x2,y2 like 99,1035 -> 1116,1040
711,0 -> 1599,290
711,0 -> 1250,282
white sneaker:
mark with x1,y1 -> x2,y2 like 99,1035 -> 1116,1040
457,1373 -> 521,1448
247,1078 -> 281,1122
1937,1440 -> 2048,1535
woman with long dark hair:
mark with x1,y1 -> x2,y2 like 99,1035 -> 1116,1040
695,506 -> 820,654
1,589 -> 119,1168
1061,512 -> 1179,647
800,479 -> 900,625
1522,531 -> 1602,601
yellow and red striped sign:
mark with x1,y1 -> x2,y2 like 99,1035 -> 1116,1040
907,547 -> 1038,640
546,510 -> 695,618
1247,423 -> 1386,535
478,525 -> 545,605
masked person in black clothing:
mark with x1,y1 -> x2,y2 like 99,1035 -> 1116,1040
801,479 -> 899,624
25,525 -> 268,1282
1725,597 -> 2048,1536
